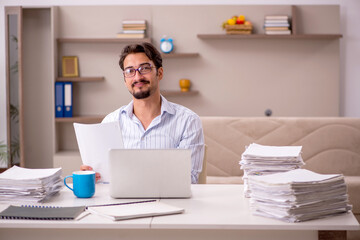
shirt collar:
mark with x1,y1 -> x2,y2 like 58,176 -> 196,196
160,95 -> 175,116
120,95 -> 175,118
121,100 -> 134,118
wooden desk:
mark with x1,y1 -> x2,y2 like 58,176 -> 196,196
0,184 -> 358,240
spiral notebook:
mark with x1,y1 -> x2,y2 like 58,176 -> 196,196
0,205 -> 86,220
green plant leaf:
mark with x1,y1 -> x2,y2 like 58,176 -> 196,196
11,138 -> 20,161
10,61 -> 18,74
0,141 -> 8,165
10,104 -> 19,123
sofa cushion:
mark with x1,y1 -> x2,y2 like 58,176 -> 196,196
201,117 -> 360,177
206,176 -> 243,184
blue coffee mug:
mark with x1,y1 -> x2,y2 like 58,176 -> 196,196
64,171 -> 96,198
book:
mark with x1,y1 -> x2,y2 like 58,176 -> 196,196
264,23 -> 290,27
264,27 -> 290,31
265,30 -> 291,35
64,82 -> 73,117
265,15 -> 289,20
87,201 -> 184,221
122,20 -> 147,31
122,30 -> 145,34
264,19 -> 289,24
122,20 -> 146,25
123,23 -> 146,27
116,33 -> 145,39
55,82 -> 64,118
0,205 -> 86,220
122,25 -> 147,30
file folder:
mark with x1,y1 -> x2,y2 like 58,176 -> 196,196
55,82 -> 64,118
64,82 -> 73,117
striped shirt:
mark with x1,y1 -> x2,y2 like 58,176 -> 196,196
102,96 -> 205,184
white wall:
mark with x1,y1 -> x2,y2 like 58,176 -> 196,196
1,0 -> 359,147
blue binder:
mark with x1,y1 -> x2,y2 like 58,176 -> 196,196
64,82 -> 73,117
55,82 -> 64,118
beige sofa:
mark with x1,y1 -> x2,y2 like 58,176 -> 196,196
201,117 -> 360,238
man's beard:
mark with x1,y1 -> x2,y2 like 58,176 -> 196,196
131,80 -> 151,99
132,89 -> 151,99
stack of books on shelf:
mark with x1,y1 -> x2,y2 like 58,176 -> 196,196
117,19 -> 147,39
264,15 -> 291,35
248,169 -> 352,222
239,143 -> 304,197
0,166 -> 63,203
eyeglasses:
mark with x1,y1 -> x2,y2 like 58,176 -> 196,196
123,63 -> 155,78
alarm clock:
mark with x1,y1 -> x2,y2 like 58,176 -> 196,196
160,37 -> 174,54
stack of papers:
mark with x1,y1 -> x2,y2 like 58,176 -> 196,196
240,143 -> 304,197
248,169 -> 352,222
0,166 -> 63,203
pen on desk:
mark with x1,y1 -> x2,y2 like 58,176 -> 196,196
86,199 -> 157,209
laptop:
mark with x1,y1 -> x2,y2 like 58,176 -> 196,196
109,149 -> 192,198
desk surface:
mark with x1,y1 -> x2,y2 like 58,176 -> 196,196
0,184 -> 359,231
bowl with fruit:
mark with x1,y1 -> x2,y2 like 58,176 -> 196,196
222,15 -> 253,34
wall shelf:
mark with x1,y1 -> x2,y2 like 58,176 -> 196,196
161,90 -> 199,97
57,38 -> 152,44
55,115 -> 104,123
197,5 -> 342,40
56,77 -> 105,82
197,34 -> 342,40
161,53 -> 200,58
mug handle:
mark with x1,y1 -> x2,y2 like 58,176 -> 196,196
64,175 -> 74,191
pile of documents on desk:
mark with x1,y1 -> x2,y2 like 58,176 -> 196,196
248,169 -> 352,222
0,166 -> 63,203
240,143 -> 304,197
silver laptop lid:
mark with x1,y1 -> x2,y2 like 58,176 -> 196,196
109,149 -> 192,199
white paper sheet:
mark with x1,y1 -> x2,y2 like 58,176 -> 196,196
248,169 -> 342,185
74,122 -> 124,183
242,143 -> 302,159
0,166 -> 61,181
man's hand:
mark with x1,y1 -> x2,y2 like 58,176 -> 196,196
80,165 -> 101,182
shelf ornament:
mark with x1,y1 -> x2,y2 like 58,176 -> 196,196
160,37 -> 174,54
62,56 -> 79,77
222,15 -> 253,35
179,79 -> 191,92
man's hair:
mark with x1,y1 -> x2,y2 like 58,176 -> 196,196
119,42 -> 163,71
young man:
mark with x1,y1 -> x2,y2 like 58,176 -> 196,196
81,42 -> 204,184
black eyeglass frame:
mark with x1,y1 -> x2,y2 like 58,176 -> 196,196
123,63 -> 156,78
